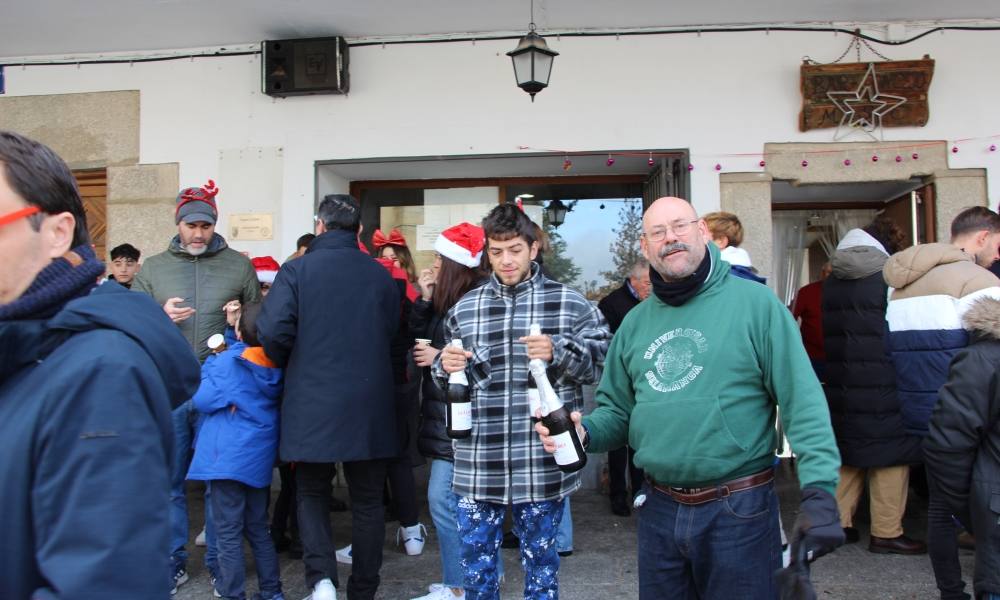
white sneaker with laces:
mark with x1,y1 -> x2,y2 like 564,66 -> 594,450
410,585 -> 465,600
335,544 -> 352,565
308,577 -> 336,600
398,523 -> 428,556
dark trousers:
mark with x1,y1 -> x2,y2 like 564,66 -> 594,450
608,445 -> 644,499
385,381 -> 420,527
210,480 -> 282,600
927,491 -> 971,600
271,464 -> 298,539
297,460 -> 388,600
386,457 -> 419,527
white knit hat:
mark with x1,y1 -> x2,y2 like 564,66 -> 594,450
434,222 -> 485,268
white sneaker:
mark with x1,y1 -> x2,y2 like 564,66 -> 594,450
398,523 -> 428,556
195,527 -> 207,547
308,578 -> 337,600
335,544 -> 352,565
410,585 -> 464,600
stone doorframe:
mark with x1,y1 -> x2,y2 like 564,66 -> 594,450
719,141 -> 988,283
0,90 -> 180,263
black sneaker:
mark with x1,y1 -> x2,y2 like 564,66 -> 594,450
501,531 -> 520,549
610,494 -> 631,517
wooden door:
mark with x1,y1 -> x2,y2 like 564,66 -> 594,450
73,169 -> 107,260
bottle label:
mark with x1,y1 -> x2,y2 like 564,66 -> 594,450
451,402 -> 472,430
551,431 -> 579,466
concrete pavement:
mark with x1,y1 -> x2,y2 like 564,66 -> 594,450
174,460 -> 974,599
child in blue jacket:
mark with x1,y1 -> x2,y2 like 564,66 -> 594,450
188,301 -> 285,600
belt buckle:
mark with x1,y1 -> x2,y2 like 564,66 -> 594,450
717,485 -> 731,499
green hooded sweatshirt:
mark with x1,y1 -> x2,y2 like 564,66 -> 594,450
583,243 -> 840,494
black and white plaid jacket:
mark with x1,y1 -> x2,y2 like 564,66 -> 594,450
434,264 -> 610,504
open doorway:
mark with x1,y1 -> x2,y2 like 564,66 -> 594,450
770,177 -> 935,304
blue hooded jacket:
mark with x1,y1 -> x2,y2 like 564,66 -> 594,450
187,341 -> 283,488
0,281 -> 201,600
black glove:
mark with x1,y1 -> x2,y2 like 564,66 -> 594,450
796,486 -> 844,562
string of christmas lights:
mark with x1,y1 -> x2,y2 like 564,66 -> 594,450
519,134 -> 1000,172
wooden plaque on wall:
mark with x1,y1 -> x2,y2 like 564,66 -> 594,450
799,57 -> 934,132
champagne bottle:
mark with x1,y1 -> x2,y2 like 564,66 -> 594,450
446,338 -> 472,439
527,323 -> 587,473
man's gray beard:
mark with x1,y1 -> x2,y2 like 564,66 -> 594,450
183,243 -> 208,256
655,242 -> 700,280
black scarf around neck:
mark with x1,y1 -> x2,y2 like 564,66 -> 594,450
0,244 -> 105,321
650,247 -> 712,307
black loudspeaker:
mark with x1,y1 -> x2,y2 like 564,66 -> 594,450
262,37 -> 349,98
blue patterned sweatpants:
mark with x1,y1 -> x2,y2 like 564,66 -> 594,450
456,496 -> 565,600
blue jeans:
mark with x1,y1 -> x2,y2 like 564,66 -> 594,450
457,497 -> 564,600
428,459 -> 464,589
211,479 -> 282,600
556,498 -> 572,553
170,400 -> 217,576
637,480 -> 780,600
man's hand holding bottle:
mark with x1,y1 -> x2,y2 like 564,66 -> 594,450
441,344 -> 472,374
535,410 -> 587,453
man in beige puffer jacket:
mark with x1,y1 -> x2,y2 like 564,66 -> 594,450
883,206 -> 1000,600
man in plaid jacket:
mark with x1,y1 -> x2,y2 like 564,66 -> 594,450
436,203 -> 610,600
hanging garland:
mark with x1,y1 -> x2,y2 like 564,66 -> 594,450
518,134 -> 1000,173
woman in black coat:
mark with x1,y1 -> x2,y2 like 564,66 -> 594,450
409,223 -> 486,598
822,219 -> 924,554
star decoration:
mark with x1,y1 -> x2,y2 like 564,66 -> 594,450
827,63 -> 907,141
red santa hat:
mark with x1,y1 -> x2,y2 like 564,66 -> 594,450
251,256 -> 280,284
434,222 -> 485,268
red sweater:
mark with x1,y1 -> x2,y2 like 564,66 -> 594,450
792,280 -> 825,360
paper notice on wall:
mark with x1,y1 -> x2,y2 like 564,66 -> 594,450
418,187 -> 499,250
229,213 -> 274,241
416,224 -> 445,251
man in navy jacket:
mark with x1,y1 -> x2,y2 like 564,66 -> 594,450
258,194 -> 400,600
0,130 -> 200,599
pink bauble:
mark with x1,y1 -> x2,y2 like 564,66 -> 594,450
895,155 -> 903,162
801,159 -> 809,167
872,155 -> 879,162
714,163 -> 721,171
606,157 -> 615,167
687,163 -> 694,171
912,152 -> 919,160
844,158 -> 852,166
648,157 -> 655,166
952,146 -> 959,153
759,160 -> 766,167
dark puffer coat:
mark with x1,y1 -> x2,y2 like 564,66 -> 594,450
822,230 -> 922,468
925,296 -> 1000,597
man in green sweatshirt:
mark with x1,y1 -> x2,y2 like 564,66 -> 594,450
537,196 -> 843,599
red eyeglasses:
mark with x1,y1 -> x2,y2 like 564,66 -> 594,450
0,206 -> 41,227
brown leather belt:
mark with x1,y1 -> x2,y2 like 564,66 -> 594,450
648,469 -> 774,506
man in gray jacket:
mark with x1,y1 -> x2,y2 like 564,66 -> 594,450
132,180 -> 261,593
